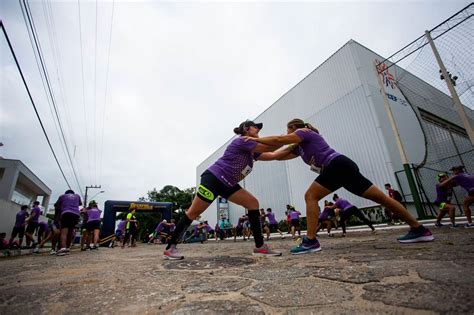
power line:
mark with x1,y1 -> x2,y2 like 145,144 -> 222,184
94,0 -> 98,184
77,0 -> 92,185
21,0 -> 84,196
42,0 -> 85,189
99,0 -> 115,183
0,20 -> 72,189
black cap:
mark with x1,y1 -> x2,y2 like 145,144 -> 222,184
234,120 -> 263,135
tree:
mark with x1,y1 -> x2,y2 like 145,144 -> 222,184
133,185 -> 195,240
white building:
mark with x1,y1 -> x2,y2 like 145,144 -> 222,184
0,158 -> 51,234
197,40 -> 474,228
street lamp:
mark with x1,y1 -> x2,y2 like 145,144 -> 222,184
89,190 -> 105,201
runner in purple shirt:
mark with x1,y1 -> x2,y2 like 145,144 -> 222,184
247,118 -> 433,254
330,194 -> 375,237
86,201 -> 102,250
25,201 -> 41,247
266,208 -> 284,239
109,220 -> 126,248
164,120 -> 282,260
9,205 -> 29,249
440,166 -> 474,228
37,221 -> 49,244
433,173 -> 457,228
316,201 -> 337,237
55,189 -> 82,256
289,208 -> 302,239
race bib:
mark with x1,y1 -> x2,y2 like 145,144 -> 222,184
241,165 -> 252,176
310,164 -> 321,173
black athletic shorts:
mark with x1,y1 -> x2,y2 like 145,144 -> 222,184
60,213 -> 80,229
11,226 -> 25,239
291,219 -> 300,227
87,220 -> 101,231
26,222 -> 38,234
196,170 -> 242,203
315,155 -> 373,197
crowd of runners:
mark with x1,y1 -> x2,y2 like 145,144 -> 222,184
3,119 -> 473,261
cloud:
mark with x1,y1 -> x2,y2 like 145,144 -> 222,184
1,0 -> 470,206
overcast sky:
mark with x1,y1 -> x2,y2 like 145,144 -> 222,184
0,0 -> 470,207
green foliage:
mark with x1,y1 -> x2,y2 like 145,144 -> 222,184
132,185 -> 195,240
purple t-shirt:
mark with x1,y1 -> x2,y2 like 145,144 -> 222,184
435,184 -> 453,204
453,173 -> 474,193
117,220 -> 126,232
38,221 -> 49,234
15,210 -> 28,227
289,210 -> 301,220
292,129 -> 341,171
335,199 -> 353,212
207,137 -> 261,187
155,222 -> 166,233
319,207 -> 331,220
267,212 -> 278,225
30,207 -> 41,223
86,207 -> 102,222
57,193 -> 82,216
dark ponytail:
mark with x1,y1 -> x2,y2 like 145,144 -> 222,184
287,118 -> 319,134
233,127 -> 242,135
332,194 -> 339,201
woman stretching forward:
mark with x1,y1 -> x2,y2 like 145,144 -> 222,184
246,118 -> 433,255
164,120 -> 282,260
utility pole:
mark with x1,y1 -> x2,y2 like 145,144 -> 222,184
375,61 -> 425,219
84,185 -> 101,206
425,30 -> 474,146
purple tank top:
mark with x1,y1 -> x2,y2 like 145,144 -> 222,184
453,173 -> 474,193
291,129 -> 341,171
267,212 -> 278,225
335,199 -> 353,212
207,137 -> 261,187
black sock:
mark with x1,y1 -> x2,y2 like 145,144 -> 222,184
247,209 -> 264,248
166,214 -> 193,250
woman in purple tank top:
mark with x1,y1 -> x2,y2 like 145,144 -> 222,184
440,166 -> 474,228
246,118 -> 433,254
164,120 -> 283,260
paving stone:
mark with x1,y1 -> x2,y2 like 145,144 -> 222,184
416,263 -> 474,284
362,282 -> 474,313
172,300 -> 265,315
242,267 -> 312,281
163,256 -> 255,270
311,264 -> 408,283
243,278 -> 353,307
181,277 -> 250,293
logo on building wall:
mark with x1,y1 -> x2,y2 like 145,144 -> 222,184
376,59 -> 396,90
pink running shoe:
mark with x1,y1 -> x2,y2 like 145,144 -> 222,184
163,245 -> 184,260
253,243 -> 282,257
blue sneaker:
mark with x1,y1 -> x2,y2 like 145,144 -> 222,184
290,237 -> 321,255
397,226 -> 434,243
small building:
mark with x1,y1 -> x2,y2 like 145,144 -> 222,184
0,158 -> 51,234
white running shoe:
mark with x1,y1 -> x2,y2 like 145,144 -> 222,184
163,244 -> 184,260
56,248 -> 69,256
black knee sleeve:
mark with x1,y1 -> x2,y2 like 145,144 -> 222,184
166,214 -> 193,249
247,209 -> 264,248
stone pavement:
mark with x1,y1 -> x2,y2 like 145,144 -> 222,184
0,226 -> 473,314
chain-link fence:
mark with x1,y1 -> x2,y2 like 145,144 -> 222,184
395,165 -> 467,218
375,4 -> 473,219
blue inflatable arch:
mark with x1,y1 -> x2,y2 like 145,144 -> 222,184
101,200 -> 173,242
